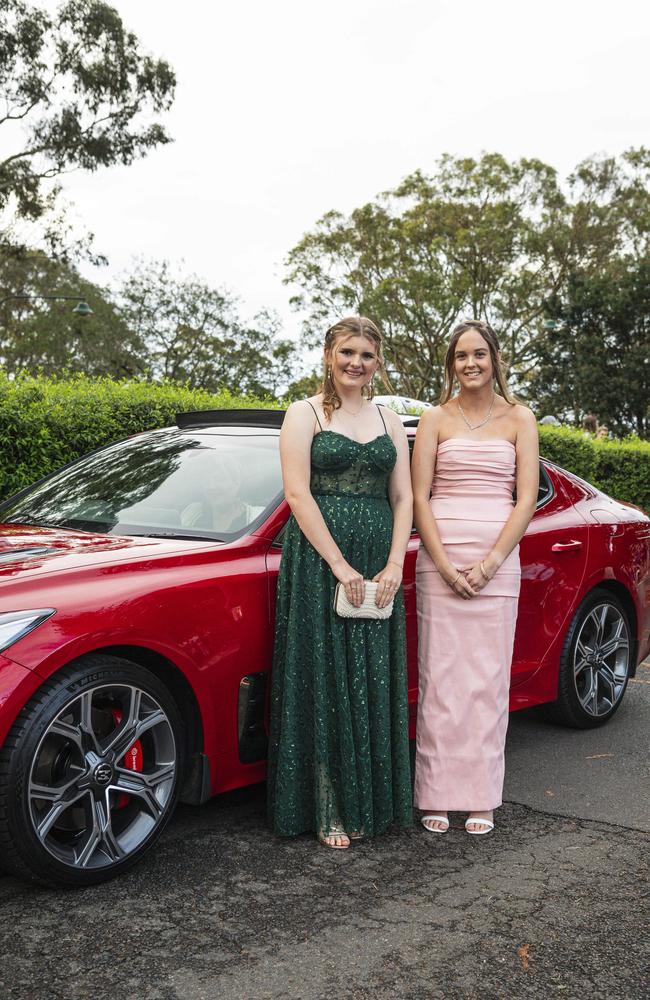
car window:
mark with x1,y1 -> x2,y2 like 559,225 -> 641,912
1,430 -> 283,541
535,464 -> 554,508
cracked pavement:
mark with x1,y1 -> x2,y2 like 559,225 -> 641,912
0,667 -> 648,1000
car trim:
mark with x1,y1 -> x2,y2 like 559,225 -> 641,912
176,408 -> 286,430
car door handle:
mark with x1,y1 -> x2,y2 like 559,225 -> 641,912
551,539 -> 583,552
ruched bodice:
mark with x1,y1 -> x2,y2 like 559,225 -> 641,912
310,431 -> 396,499
418,436 -> 520,598
431,438 -> 516,522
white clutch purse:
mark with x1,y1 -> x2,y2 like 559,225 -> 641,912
333,581 -> 394,620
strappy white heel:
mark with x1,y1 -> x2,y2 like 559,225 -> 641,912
465,817 -> 494,835
421,814 -> 450,834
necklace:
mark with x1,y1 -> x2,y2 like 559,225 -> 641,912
339,399 -> 365,417
457,393 -> 495,431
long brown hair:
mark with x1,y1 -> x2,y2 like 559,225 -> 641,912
320,315 -> 391,421
439,319 -> 515,405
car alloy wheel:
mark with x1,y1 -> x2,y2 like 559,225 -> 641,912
28,683 -> 176,871
550,588 -> 632,728
572,603 -> 629,719
0,655 -> 184,886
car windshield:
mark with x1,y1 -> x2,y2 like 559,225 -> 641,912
0,429 -> 283,541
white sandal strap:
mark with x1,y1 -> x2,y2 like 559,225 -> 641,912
465,818 -> 494,831
421,814 -> 449,826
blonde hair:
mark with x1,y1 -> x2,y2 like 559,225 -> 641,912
320,315 -> 391,421
439,319 -> 515,405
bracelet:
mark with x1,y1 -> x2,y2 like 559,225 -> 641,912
387,559 -> 403,570
451,570 -> 461,587
479,561 -> 490,581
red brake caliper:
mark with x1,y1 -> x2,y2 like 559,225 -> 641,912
111,708 -> 143,808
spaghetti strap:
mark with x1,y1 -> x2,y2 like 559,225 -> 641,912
306,400 -> 323,431
376,403 -> 388,434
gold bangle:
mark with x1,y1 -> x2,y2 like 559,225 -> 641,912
479,561 -> 490,581
451,570 -> 461,586
388,559 -> 403,569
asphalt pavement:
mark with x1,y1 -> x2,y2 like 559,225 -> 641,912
505,662 -> 650,831
0,666 -> 648,1000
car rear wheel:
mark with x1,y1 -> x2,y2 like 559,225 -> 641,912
0,654 -> 184,887
548,588 -> 632,728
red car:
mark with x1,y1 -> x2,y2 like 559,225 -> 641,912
0,409 -> 648,887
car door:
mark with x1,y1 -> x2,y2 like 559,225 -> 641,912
511,463 -> 589,697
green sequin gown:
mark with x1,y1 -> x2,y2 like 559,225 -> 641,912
267,422 -> 413,838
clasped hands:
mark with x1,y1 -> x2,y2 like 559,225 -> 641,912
332,558 -> 402,609
443,559 -> 495,600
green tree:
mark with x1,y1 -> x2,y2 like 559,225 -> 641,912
285,153 -> 572,399
531,257 -> 650,438
0,0 -> 175,253
116,259 -> 298,396
0,250 -> 143,375
529,150 -> 650,436
284,149 -> 650,404
283,370 -> 322,402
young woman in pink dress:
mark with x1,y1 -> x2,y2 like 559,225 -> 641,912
412,320 -> 539,835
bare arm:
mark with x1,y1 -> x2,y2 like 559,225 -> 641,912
464,407 -> 539,591
372,410 -> 413,607
280,400 -> 365,605
411,408 -> 476,599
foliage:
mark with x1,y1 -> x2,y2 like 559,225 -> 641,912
285,149 -> 650,427
0,249 -> 142,375
0,369 -> 276,500
529,256 -> 650,439
114,258 -> 299,397
592,436 -> 650,514
537,425 -> 598,482
285,153 -> 571,398
2,371 -> 648,514
0,0 -> 175,255
282,370 -> 322,402
538,424 -> 650,513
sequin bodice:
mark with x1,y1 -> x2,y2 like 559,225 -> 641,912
309,431 -> 396,500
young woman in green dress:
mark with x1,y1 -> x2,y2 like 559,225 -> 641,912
267,316 -> 414,849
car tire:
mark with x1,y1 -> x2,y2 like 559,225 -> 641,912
547,588 -> 632,729
0,654 -> 184,887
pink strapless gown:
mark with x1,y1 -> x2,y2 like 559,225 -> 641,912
414,439 -> 521,812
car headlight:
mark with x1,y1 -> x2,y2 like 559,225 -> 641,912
0,609 -> 56,652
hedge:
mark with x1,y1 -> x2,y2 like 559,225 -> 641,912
0,370 -> 275,501
1,372 -> 649,514
591,436 -> 650,513
539,425 -> 650,513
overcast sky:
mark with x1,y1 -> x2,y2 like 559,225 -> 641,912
62,0 -> 649,338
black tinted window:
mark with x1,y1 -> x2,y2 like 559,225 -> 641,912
2,430 -> 282,540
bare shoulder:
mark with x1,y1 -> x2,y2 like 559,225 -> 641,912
512,403 -> 539,457
282,398 -> 318,440
511,402 -> 538,431
417,404 -> 444,433
285,398 -> 314,422
378,404 -> 406,435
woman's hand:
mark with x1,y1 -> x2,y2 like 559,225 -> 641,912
332,558 -> 365,607
462,554 -> 499,593
461,562 -> 488,593
440,562 -> 477,600
372,561 -> 402,608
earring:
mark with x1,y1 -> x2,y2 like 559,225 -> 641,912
327,365 -> 332,382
